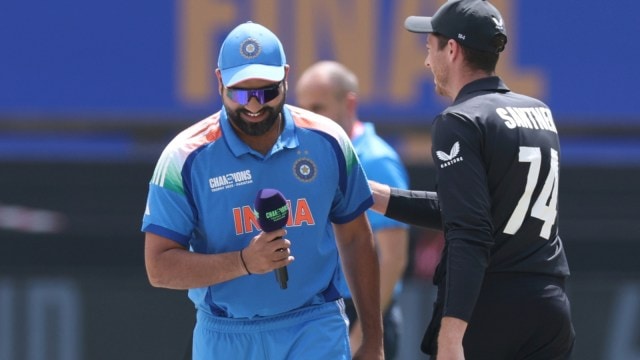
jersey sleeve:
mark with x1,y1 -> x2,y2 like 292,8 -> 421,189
327,132 -> 374,224
141,143 -> 197,247
431,112 -> 494,322
363,156 -> 409,231
386,188 -> 442,229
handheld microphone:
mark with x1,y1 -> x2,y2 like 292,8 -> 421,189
254,188 -> 290,289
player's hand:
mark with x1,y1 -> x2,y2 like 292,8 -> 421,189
352,341 -> 383,360
242,229 -> 293,274
434,346 -> 465,360
352,331 -> 383,360
436,316 -> 467,360
368,180 -> 390,214
349,319 -> 363,357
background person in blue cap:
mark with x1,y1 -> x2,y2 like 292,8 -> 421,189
296,60 -> 410,360
369,0 -> 576,359
142,21 -> 383,359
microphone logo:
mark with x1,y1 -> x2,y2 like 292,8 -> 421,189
263,204 -> 288,223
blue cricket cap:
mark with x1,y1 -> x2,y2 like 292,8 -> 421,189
218,22 -> 286,87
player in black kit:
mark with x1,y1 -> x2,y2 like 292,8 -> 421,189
369,0 -> 575,359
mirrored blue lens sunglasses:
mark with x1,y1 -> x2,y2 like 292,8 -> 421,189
225,82 -> 282,105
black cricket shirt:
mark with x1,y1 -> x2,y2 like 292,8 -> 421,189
432,76 -> 570,322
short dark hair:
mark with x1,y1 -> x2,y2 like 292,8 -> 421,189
433,33 -> 505,73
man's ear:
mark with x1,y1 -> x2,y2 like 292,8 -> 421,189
346,91 -> 358,117
215,69 -> 223,95
448,39 -> 462,62
283,65 -> 290,91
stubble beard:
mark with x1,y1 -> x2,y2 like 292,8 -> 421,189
432,66 -> 450,98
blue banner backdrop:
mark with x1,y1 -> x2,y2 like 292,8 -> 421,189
1,0 -> 639,125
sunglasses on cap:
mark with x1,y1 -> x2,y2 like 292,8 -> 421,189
225,82 -> 282,105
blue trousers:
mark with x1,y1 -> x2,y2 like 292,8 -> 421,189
192,300 -> 350,360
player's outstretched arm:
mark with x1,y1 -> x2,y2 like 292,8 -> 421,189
369,180 -> 443,230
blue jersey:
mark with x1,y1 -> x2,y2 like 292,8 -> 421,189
335,121 -> 409,299
353,122 -> 409,233
141,105 -> 373,319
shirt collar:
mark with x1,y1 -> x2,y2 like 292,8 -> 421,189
454,76 -> 510,103
220,105 -> 298,159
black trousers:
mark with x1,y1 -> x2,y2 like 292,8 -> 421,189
423,273 -> 575,360
344,297 -> 402,360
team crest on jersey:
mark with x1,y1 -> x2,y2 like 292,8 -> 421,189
436,141 -> 464,168
293,157 -> 317,182
240,38 -> 261,59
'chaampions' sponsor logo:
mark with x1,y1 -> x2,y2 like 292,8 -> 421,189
209,170 -> 253,192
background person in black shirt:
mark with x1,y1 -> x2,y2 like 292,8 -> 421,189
370,0 -> 575,359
